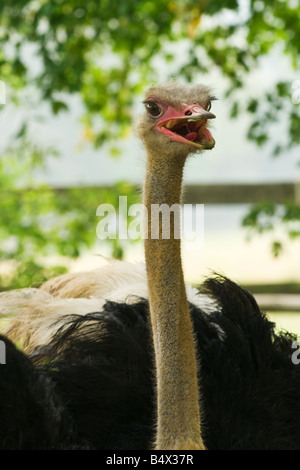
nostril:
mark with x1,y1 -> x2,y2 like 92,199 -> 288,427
184,109 -> 192,116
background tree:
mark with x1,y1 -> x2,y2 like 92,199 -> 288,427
0,0 -> 299,289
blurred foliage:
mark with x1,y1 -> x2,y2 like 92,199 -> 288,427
1,0 -> 299,150
243,199 -> 300,257
0,139 -> 140,290
0,0 -> 300,288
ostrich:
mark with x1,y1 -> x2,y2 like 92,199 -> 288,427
138,81 -> 217,450
0,81 -> 300,450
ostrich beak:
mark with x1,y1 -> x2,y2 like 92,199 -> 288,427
156,104 -> 216,150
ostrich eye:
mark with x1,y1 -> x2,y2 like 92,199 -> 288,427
206,101 -> 212,111
145,101 -> 162,117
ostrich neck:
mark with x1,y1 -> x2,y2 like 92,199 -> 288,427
143,149 -> 205,450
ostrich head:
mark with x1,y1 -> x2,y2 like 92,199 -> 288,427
137,80 -> 216,161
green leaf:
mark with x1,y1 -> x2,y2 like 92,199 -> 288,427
51,100 -> 69,114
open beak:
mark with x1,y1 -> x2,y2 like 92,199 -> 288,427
156,104 -> 216,150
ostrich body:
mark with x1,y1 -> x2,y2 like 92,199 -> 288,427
0,81 -> 300,450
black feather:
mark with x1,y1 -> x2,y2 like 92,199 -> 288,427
0,277 -> 299,449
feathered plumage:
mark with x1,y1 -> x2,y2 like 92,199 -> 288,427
1,277 -> 299,450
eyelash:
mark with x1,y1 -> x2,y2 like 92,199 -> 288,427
207,96 -> 217,111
